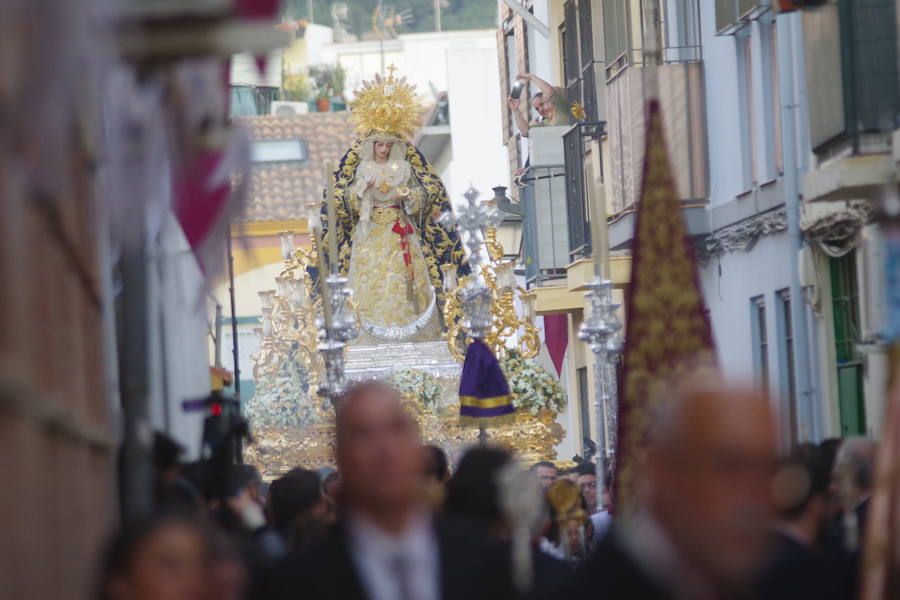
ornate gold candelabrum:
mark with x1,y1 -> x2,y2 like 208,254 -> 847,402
252,230 -> 323,391
440,189 -> 540,362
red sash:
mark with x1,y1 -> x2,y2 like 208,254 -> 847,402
391,217 -> 416,282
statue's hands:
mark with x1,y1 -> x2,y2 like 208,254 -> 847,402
365,177 -> 376,191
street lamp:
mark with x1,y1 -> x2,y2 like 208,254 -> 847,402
490,185 -> 523,261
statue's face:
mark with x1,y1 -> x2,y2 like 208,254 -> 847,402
374,140 -> 393,160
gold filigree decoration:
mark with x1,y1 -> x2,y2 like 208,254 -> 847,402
244,379 -> 565,479
614,101 -> 715,514
320,139 -> 469,317
442,227 -> 540,362
348,65 -> 427,141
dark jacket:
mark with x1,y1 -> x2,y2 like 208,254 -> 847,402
755,529 -> 853,600
529,549 -> 573,599
271,515 -> 515,600
541,526 -> 673,600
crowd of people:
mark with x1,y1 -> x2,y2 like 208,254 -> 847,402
97,378 -> 880,600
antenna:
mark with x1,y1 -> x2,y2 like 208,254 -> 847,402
371,4 -> 413,74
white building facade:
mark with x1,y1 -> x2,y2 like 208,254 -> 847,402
696,5 -> 823,445
498,0 -> 899,460
698,1 -> 899,443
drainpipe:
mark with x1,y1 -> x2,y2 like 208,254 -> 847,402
778,12 -> 818,441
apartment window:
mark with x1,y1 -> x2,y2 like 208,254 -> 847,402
831,253 -> 862,364
505,30 -> 517,88
603,0 -> 629,65
251,138 -> 308,164
751,296 -> 769,390
777,290 -> 797,441
769,21 -> 783,174
604,0 -> 702,80
562,2 -> 579,90
577,0 -> 597,121
561,0 -> 601,122
830,252 -> 867,435
740,34 -> 758,185
716,0 -> 738,33
504,23 -> 518,135
716,0 -> 771,35
662,0 -> 702,63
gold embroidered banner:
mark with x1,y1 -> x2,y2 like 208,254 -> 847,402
614,100 -> 715,514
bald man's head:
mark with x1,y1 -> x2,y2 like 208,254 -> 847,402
335,382 -> 424,515
644,375 -> 777,587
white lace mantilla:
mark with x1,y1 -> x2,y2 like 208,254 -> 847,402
351,159 -> 412,204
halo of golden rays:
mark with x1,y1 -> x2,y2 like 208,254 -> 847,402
348,65 -> 427,140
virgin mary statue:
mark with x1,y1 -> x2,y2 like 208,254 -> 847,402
319,69 -> 470,344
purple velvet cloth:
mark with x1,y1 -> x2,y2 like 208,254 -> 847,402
458,339 -> 514,421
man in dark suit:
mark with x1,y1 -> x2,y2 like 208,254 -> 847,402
755,444 -> 853,600
272,381 -> 513,600
547,376 -> 778,600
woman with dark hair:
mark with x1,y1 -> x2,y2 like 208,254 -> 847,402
444,446 -> 513,536
97,514 -> 221,600
268,468 -> 331,551
444,446 -> 572,598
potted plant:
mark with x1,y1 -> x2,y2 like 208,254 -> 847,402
309,63 -> 348,112
309,65 -> 331,112
282,73 -> 310,103
330,63 -> 348,110
315,84 -> 332,112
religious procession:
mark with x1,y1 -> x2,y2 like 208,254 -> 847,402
2,0 -> 900,599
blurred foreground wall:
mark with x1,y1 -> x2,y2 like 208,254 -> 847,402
0,3 -> 115,598
0,141 -> 115,596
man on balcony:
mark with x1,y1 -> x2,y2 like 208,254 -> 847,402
507,73 -> 572,137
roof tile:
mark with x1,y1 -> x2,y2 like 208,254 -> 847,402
236,112 -> 357,223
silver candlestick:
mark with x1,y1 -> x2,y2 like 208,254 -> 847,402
578,277 -> 622,511
440,186 -> 504,443
439,186 -> 504,337
316,271 -> 358,403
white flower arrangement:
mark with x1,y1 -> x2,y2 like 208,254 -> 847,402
243,347 -> 319,429
501,349 -> 567,415
386,368 -> 441,408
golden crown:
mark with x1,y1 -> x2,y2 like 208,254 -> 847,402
348,65 -> 426,140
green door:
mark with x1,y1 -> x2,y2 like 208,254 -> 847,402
830,253 -> 866,436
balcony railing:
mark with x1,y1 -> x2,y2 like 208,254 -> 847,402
521,165 -> 569,286
563,121 -> 606,261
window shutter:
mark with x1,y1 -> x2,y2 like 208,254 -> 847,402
578,0 -> 599,121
